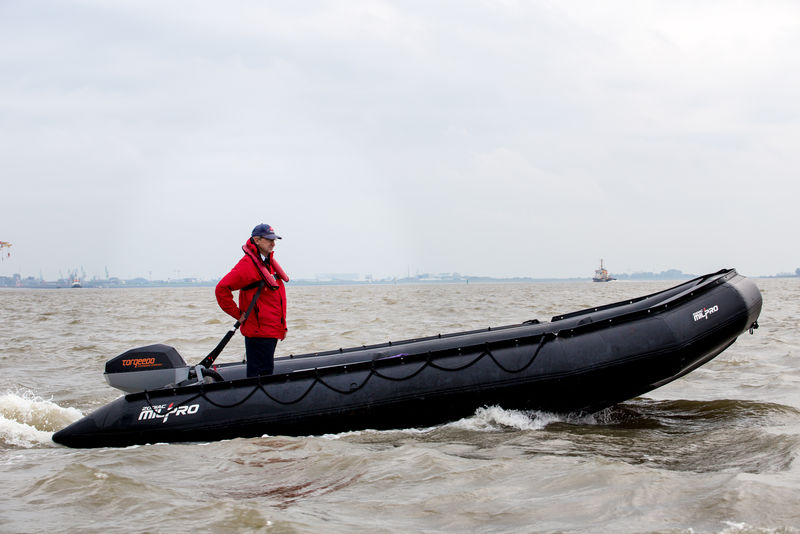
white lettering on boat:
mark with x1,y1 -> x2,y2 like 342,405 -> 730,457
693,305 -> 719,322
138,402 -> 200,423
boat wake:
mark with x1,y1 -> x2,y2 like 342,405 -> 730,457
0,390 -> 83,448
448,405 -> 600,432
326,406 -> 603,441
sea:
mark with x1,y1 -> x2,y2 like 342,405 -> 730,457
1,277 -> 798,534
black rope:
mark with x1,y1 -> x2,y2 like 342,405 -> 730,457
200,381 -> 263,409
259,378 -> 319,405
371,360 -> 429,382
315,370 -> 375,395
140,332 -> 553,410
427,351 -> 487,372
486,335 -> 548,373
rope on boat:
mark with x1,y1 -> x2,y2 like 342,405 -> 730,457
143,332 -> 553,415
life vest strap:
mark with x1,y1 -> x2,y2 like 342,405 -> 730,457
242,241 -> 283,289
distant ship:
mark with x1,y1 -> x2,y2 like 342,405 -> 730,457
71,279 -> 82,288
593,259 -> 615,282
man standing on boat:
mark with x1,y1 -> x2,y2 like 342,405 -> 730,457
215,224 -> 289,377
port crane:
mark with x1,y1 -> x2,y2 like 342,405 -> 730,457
0,240 -> 11,261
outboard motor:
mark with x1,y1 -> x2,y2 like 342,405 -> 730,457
104,344 -> 192,393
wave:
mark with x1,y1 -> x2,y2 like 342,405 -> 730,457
717,520 -> 800,534
602,398 -> 800,431
447,398 -> 800,433
324,406 -> 600,441
447,405 -> 599,432
0,390 -> 83,448
338,397 -> 798,441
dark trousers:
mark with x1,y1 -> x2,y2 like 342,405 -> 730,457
244,337 -> 278,377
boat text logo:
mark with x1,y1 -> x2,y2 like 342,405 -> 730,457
138,402 -> 200,423
693,305 -> 719,322
122,357 -> 163,369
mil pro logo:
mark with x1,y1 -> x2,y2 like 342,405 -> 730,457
138,402 -> 200,423
693,305 -> 719,322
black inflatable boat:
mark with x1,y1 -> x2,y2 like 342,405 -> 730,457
53,269 -> 761,448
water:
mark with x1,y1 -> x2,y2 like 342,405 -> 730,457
1,279 -> 799,533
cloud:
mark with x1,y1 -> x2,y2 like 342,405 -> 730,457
2,0 -> 799,280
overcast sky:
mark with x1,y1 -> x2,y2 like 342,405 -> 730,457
1,0 -> 798,281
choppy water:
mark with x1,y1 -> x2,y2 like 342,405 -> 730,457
1,278 -> 798,533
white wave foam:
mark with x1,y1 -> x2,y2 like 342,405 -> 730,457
0,415 -> 55,448
320,424 -> 434,440
0,390 -> 83,448
447,406 -> 552,431
319,406 -> 607,441
449,406 -> 602,432
719,521 -> 792,534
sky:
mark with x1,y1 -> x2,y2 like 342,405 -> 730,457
1,0 -> 799,281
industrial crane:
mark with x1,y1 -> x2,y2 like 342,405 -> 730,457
0,240 -> 11,261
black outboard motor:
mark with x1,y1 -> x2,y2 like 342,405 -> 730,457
104,344 -> 192,393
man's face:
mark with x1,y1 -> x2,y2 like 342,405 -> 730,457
255,236 -> 275,255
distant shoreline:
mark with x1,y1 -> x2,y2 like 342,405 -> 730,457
3,270 -> 797,289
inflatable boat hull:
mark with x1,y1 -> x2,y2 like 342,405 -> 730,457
53,269 -> 761,448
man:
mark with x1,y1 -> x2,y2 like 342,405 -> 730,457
216,223 -> 289,377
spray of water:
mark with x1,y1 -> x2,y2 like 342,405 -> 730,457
0,390 -> 83,448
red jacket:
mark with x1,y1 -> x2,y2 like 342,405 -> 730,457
215,240 -> 288,339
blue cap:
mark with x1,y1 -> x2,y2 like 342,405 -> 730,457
251,223 -> 282,240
